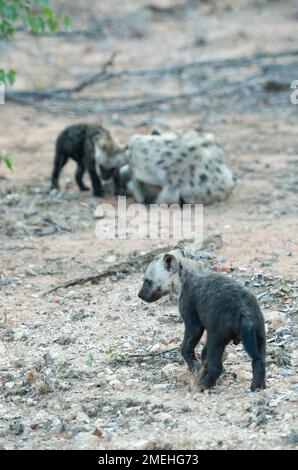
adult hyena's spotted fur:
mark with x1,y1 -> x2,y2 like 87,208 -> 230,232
126,130 -> 235,204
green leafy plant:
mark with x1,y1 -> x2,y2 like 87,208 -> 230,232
0,0 -> 71,38
0,153 -> 13,170
104,347 -> 113,357
0,68 -> 16,85
0,1 -> 71,86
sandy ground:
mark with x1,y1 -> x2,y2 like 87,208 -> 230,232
0,0 -> 297,450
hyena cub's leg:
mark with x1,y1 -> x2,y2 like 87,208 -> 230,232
75,163 -> 89,191
180,321 -> 204,374
200,343 -> 208,379
84,141 -> 104,197
249,334 -> 266,392
241,322 -> 266,391
51,151 -> 68,190
198,334 -> 228,390
87,160 -> 104,197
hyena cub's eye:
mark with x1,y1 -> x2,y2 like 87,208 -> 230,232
144,279 -> 153,288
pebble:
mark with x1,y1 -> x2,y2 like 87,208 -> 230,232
160,363 -> 179,377
264,310 -> 285,329
156,412 -> 173,423
237,371 -> 252,383
129,439 -> 157,450
289,376 -> 298,384
280,369 -> 293,377
76,412 -> 90,423
5,382 -> 15,390
109,379 -> 123,390
138,336 -> 151,345
149,343 -> 163,353
126,379 -> 139,386
152,384 -> 170,390
176,371 -> 192,386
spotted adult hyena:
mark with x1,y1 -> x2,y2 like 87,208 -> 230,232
125,130 -> 235,204
138,247 -> 266,392
51,124 -> 127,197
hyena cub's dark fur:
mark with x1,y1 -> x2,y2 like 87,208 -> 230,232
51,124 -> 126,197
138,247 -> 266,392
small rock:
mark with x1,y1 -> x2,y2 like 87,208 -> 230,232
181,404 -> 192,412
237,371 -> 252,383
76,412 -> 90,423
160,363 -> 179,377
54,335 -> 75,346
264,310 -> 285,329
129,439 -> 157,450
152,384 -> 170,390
9,421 -> 24,436
138,335 -> 151,345
68,412 -> 76,421
176,371 -> 192,386
289,376 -> 298,384
25,266 -> 37,276
126,379 -> 139,386
280,369 -> 293,377
149,343 -> 163,353
109,379 -> 123,390
156,412 -> 173,423
5,381 -> 15,390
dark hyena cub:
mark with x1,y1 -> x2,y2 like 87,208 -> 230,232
138,247 -> 266,392
51,124 -> 126,197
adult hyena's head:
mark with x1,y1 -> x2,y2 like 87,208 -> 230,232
138,246 -> 185,303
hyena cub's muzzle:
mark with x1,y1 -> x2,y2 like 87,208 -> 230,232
138,279 -> 164,303
100,165 -> 117,180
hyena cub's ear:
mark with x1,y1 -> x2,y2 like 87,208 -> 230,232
173,243 -> 186,258
163,253 -> 179,272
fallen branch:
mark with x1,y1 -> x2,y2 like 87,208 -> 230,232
125,347 -> 180,359
6,51 -> 118,101
145,2 -> 188,14
44,244 -> 175,295
6,49 -> 298,103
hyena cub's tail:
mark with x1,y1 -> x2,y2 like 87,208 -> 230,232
51,148 -> 68,190
240,319 -> 260,360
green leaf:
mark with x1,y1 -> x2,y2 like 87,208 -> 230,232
104,348 -> 113,356
0,154 -> 13,171
36,15 -> 46,33
62,15 -> 71,29
0,69 -> 16,86
41,7 -> 53,19
4,155 -> 13,170
6,69 -> 16,85
47,17 -> 58,32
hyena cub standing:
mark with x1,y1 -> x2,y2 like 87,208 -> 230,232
51,124 -> 126,197
138,247 -> 266,392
